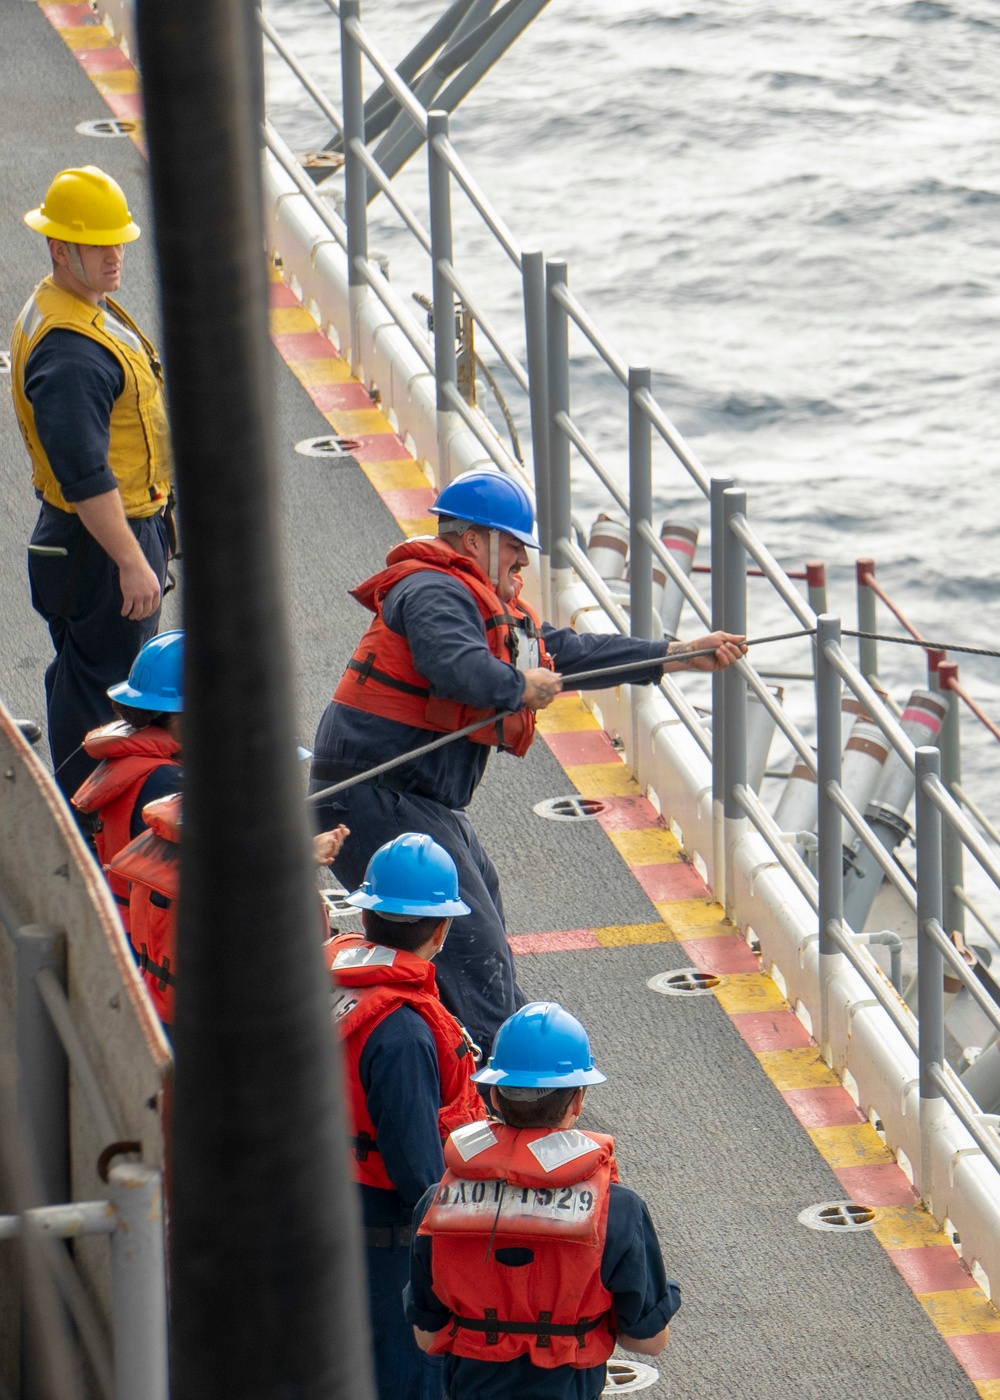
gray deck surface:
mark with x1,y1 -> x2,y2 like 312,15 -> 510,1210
0,5 -> 981,1396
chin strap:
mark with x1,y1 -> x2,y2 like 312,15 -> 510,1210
67,243 -> 94,290
488,529 -> 500,591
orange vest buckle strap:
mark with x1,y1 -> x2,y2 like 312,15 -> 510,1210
449,1310 -> 604,1350
333,537 -> 552,758
137,945 -> 174,991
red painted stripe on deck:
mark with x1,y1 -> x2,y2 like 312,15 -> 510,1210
682,934 -> 760,976
543,730 -> 621,767
888,1246 -> 977,1294
508,929 -> 601,955
76,46 -> 132,71
272,331 -> 340,359
593,795 -> 664,832
946,1335 -> 1000,1382
833,1163 -> 919,1207
731,1009 -> 813,1053
632,861 -> 710,902
780,1086 -> 865,1129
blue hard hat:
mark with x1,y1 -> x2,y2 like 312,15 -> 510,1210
108,631 -> 184,713
473,1002 -> 607,1089
431,469 -> 539,549
345,833 -> 471,918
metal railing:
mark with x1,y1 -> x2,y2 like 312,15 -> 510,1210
257,0 -> 1000,1275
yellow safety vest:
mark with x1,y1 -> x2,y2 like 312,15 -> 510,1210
10,276 -> 173,518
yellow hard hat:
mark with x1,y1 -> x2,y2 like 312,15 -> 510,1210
24,166 -> 141,245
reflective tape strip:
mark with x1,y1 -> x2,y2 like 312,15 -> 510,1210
527,1129 -> 600,1174
332,944 -> 397,970
450,1120 -> 498,1161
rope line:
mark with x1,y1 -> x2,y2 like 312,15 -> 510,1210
747,626 -> 1000,662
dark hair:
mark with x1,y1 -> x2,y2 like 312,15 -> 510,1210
111,700 -> 173,731
362,909 -> 444,954
492,1086 -> 580,1129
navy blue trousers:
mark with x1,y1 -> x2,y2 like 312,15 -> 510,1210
28,503 -> 169,803
366,1240 -> 445,1400
319,783 -> 525,1053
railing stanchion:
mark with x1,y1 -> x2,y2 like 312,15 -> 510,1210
108,1162 -> 169,1400
710,476 -> 734,907
722,487 -> 748,918
815,615 -> 845,1064
427,110 -> 461,485
931,657 -> 964,946
806,561 -> 827,619
916,744 -> 946,1210
856,558 -> 879,684
340,0 -> 368,380
522,249 -> 551,614
628,366 -> 654,641
546,260 -> 572,585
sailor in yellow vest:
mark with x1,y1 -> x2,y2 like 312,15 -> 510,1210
11,166 -> 174,804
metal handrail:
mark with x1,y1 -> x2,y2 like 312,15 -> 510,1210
824,919 -> 918,1054
928,1063 -> 1000,1179
441,380 -> 534,490
927,917 -> 1000,1038
825,640 -> 917,770
827,783 -> 917,912
342,13 -> 428,136
354,257 -> 434,371
434,134 -> 522,271
555,412 -> 629,514
732,784 -> 818,911
954,886 -> 1000,954
954,783 -> 1000,848
259,11 -> 344,136
923,772 -> 1000,897
350,137 -> 432,252
549,280 -> 628,385
728,515 -> 815,632
632,386 -> 711,499
558,538 -> 712,761
438,260 -> 529,392
264,120 -> 347,250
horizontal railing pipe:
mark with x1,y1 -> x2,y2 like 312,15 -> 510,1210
435,134 -> 522,270
0,1201 -> 115,1243
633,386 -> 711,498
259,13 -> 345,135
355,258 -> 434,369
441,380 -> 534,488
926,918 -> 1000,1038
264,121 -> 348,249
351,138 -> 432,250
732,784 -> 818,911
549,281 -> 628,384
824,919 -> 918,1054
827,783 -> 918,912
556,412 -> 630,513
825,641 -> 918,770
954,887 -> 1000,955
928,1063 -> 1000,1179
953,784 -> 1000,849
728,515 -> 816,631
342,14 -> 429,135
438,261 -> 530,391
923,774 -> 1000,897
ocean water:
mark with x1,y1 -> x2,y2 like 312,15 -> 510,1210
264,0 -> 1000,865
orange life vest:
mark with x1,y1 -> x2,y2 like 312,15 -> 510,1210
326,932 -> 486,1191
106,793 -> 181,1024
72,722 -> 181,929
332,537 -> 552,758
419,1122 -> 618,1370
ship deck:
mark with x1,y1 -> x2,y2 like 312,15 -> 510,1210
0,3 -> 992,1394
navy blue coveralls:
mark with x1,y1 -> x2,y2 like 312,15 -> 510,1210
405,1180 -> 681,1400
311,570 -> 670,1052
359,1003 -> 452,1400
24,329 -> 169,801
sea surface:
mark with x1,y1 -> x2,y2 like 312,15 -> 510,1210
264,0 -> 1000,905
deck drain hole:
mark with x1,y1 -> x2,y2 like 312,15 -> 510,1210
75,118 -> 138,138
532,796 -> 607,822
295,435 -> 361,460
646,968 -> 722,997
602,1359 -> 659,1392
0,351 -> 10,376
798,1201 -> 876,1233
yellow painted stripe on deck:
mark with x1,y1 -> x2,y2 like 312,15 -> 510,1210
270,306 -> 319,333
57,24 -> 115,47
806,1124 -> 894,1170
361,460 -> 433,491
918,1290 -> 1000,1336
562,763 -> 641,798
871,1206 -> 954,1251
534,696 -> 601,733
608,828 -> 683,866
593,922 -> 672,948
397,515 -> 438,538
975,1382 -> 1000,1399
325,407 -> 394,435
654,899 -> 731,940
713,973 -> 786,1016
755,1048 -> 840,1091
286,358 -> 353,387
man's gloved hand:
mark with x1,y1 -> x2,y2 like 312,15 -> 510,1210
522,668 -> 563,710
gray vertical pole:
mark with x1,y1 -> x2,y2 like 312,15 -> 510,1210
340,0 -> 368,378
710,476 -> 734,908
856,559 -> 879,683
931,659 -> 964,942
546,260 -> 572,579
806,561 -> 827,619
522,249 -> 550,614
15,926 -> 68,1206
915,744 -> 945,1205
722,488 -> 747,919
815,615 -> 844,1063
15,924 -> 69,1399
108,1162 -> 168,1400
628,366 -> 654,641
427,110 -> 460,484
